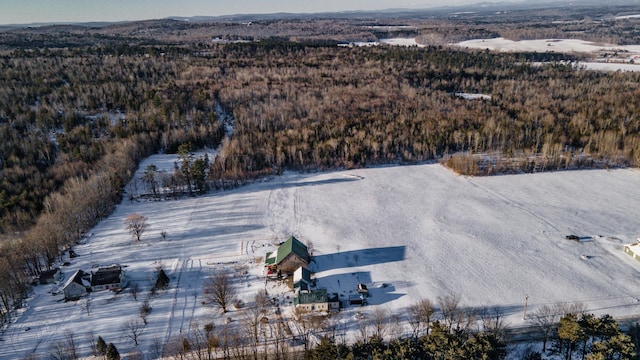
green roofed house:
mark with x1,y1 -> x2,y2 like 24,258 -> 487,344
267,236 -> 310,275
294,288 -> 340,312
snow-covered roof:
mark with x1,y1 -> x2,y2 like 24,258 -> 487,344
62,269 -> 88,289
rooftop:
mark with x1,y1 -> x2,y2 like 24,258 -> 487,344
276,235 -> 309,265
295,288 -> 328,305
90,265 -> 123,286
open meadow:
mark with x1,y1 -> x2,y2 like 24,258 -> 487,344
3,152 -> 640,358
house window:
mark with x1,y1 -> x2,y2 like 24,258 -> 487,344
311,305 -> 315,311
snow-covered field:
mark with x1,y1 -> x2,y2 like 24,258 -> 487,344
455,37 -> 640,71
456,38 -> 640,54
344,37 -> 640,71
3,153 -> 640,359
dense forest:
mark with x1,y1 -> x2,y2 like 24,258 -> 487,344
2,8 -> 640,356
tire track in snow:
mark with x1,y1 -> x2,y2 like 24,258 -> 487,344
164,196 -> 202,342
466,178 -> 562,233
178,258 -> 199,334
293,188 -> 302,234
165,258 -> 188,343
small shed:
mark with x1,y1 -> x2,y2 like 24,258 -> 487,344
357,283 -> 369,296
349,294 -> 366,306
624,241 -> 640,262
39,268 -> 63,285
63,270 -> 90,301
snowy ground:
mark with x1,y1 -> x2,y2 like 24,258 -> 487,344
3,153 -> 640,359
455,37 -> 640,71
343,37 -> 640,71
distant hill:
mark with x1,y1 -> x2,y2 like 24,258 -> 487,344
4,0 -> 640,31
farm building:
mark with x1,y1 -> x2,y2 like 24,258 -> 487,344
90,264 -> 125,292
624,241 -> 640,262
39,268 -> 63,285
63,270 -> 90,301
294,288 -> 339,312
357,283 -> 369,296
293,266 -> 313,290
265,236 -> 310,275
349,294 -> 367,306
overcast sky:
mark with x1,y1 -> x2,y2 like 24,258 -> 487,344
0,0 -> 529,25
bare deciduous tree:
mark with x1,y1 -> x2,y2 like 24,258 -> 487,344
292,308 -> 325,352
242,291 -> 269,360
64,330 -> 78,360
130,282 -> 140,301
438,292 -> 475,332
408,298 -> 435,338
141,164 -> 159,198
83,297 -> 91,316
140,300 -> 152,325
203,271 -> 236,313
478,306 -> 508,339
125,213 -> 147,242
530,303 -> 584,352
121,319 -> 145,346
49,330 -> 78,360
86,330 -> 97,357
372,306 -> 390,340
149,337 -> 164,360
438,292 -> 462,331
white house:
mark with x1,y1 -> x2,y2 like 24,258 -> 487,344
63,270 -> 90,301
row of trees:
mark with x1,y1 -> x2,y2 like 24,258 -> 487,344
199,270 -> 635,360
206,43 -> 640,178
4,38 -> 640,236
184,275 -> 639,360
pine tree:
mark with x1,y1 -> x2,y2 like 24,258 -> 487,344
155,268 -> 170,290
96,336 -> 107,357
106,342 -> 120,360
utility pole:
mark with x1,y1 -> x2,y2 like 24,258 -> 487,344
523,294 -> 529,320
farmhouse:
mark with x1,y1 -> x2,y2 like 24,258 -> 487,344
39,268 -> 63,285
63,270 -> 90,301
90,264 -> 125,292
265,236 -> 310,275
294,288 -> 339,312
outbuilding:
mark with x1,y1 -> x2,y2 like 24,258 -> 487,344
63,270 -> 90,301
293,266 -> 313,290
265,236 -> 310,275
39,268 -> 63,285
624,240 -> 640,262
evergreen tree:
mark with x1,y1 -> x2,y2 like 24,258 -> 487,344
96,336 -> 107,357
106,342 -> 120,360
155,268 -> 170,290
